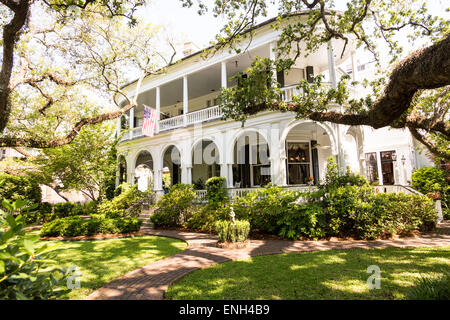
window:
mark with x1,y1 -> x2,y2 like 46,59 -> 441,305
206,100 -> 211,108
365,152 -> 379,183
286,142 -> 311,185
213,98 -> 219,106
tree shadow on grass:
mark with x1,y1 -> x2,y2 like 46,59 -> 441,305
166,246 -> 450,300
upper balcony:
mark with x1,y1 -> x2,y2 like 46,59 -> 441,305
117,37 -> 357,143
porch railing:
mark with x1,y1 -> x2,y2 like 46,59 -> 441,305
186,105 -> 223,125
372,185 -> 423,195
159,114 -> 185,132
194,184 -> 422,204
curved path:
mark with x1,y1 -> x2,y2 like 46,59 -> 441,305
86,222 -> 450,300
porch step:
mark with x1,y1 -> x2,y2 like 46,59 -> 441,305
138,208 -> 154,231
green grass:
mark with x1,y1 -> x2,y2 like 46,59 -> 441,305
166,246 -> 450,300
18,230 -> 187,300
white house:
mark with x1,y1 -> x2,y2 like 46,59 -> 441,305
115,12 -> 434,197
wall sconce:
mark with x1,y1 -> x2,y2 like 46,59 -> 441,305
401,155 -> 406,166
391,154 -> 397,161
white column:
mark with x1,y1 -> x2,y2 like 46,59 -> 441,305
116,117 -> 121,138
183,75 -> 188,126
327,41 -> 337,89
227,164 -> 234,188
129,107 -> 135,139
156,86 -> 161,133
221,61 -> 227,88
270,123 -> 282,185
351,51 -> 357,82
269,41 -> 277,86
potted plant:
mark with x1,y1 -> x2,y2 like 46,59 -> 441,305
305,176 -> 314,186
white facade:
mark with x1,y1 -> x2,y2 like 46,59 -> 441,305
116,14 -> 433,194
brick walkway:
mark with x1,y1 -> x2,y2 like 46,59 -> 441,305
86,221 -> 450,300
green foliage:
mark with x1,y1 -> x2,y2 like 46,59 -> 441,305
23,201 -> 98,224
97,183 -> 144,218
412,166 -> 449,219
185,203 -> 229,232
412,167 -> 447,195
0,173 -> 42,207
215,220 -> 250,243
193,178 -> 205,190
33,123 -> 117,202
0,199 -> 71,300
39,216 -> 142,237
151,184 -> 197,227
229,184 -> 300,233
406,273 -> 450,300
277,203 -> 326,240
205,176 -> 228,207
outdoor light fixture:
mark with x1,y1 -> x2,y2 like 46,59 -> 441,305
391,154 -> 397,161
401,155 -> 406,166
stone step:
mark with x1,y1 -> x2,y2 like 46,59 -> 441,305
141,222 -> 154,227
139,214 -> 152,218
141,209 -> 156,215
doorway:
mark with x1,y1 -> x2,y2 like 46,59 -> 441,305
380,151 -> 396,185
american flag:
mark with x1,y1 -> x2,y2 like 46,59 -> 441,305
142,106 -> 157,137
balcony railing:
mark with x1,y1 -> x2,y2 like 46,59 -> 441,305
119,105 -> 224,142
159,114 -> 185,132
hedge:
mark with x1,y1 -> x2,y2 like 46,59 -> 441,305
40,216 -> 142,237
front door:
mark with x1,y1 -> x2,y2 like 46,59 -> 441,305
380,151 -> 396,185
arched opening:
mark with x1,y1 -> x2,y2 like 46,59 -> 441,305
232,131 -> 271,188
118,155 -> 127,185
162,145 -> 181,190
285,122 -> 333,185
134,150 -> 153,192
192,140 -> 220,189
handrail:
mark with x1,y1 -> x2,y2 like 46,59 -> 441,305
124,192 -> 156,216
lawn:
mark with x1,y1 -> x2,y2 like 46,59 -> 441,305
166,246 -> 450,300
18,230 -> 187,300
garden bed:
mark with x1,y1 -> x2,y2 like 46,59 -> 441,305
217,239 -> 249,249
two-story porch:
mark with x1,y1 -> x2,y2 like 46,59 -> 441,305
115,26 -> 361,195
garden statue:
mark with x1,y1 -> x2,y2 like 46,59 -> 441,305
229,206 -> 236,225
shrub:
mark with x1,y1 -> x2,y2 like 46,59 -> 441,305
215,219 -> 250,243
185,203 -> 230,232
412,167 -> 447,195
412,166 -> 449,220
0,199 -> 71,299
406,274 -> 450,300
39,216 -> 142,237
97,183 -> 144,218
277,203 -> 326,240
323,185 -> 374,236
151,184 -> 197,227
205,176 -> 228,207
0,173 -> 41,207
230,185 -> 300,233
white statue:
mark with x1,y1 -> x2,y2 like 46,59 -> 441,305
229,206 -> 236,225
